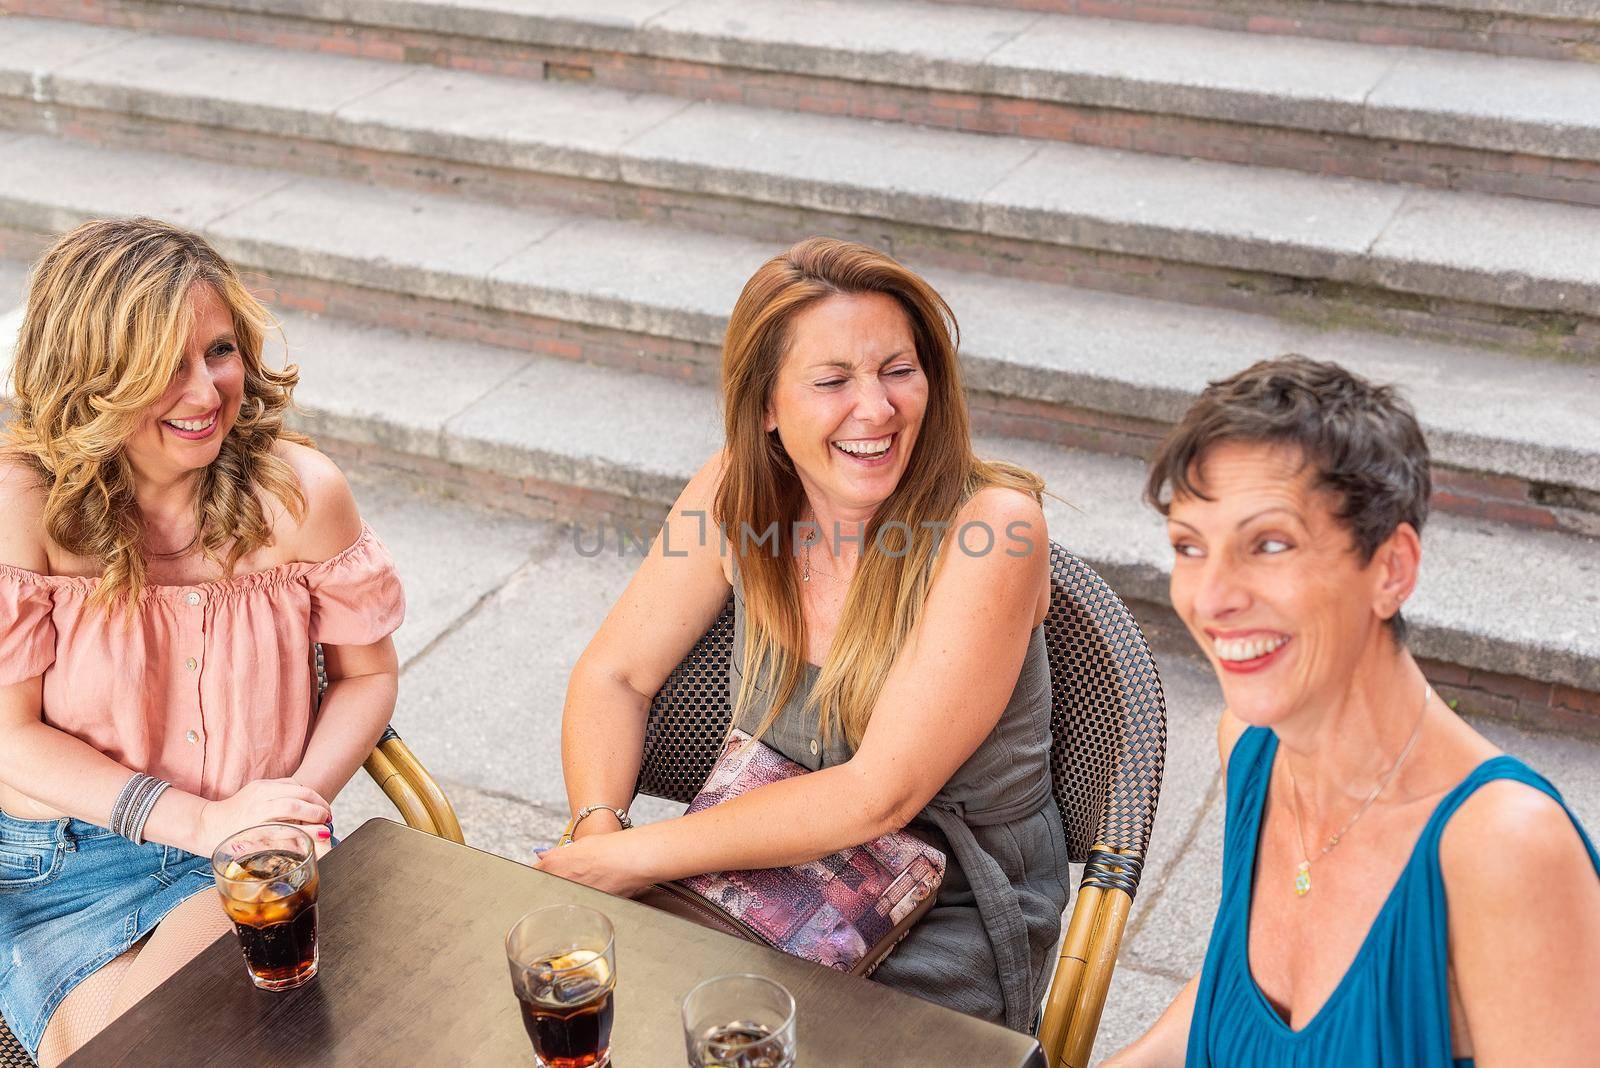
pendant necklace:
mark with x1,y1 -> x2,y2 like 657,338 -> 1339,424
1284,682 -> 1431,898
799,510 -> 848,584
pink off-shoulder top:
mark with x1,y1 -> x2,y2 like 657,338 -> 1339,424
0,525 -> 404,802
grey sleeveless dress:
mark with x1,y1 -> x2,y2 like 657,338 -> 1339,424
729,566 -> 1071,1031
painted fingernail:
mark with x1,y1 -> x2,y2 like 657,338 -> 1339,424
317,828 -> 332,839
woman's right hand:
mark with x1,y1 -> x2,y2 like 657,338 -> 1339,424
189,778 -> 332,857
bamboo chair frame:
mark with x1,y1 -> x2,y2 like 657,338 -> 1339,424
633,543 -> 1168,1068
316,645 -> 464,844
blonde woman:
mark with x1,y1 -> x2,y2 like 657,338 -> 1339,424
544,237 -> 1070,1029
0,219 -> 404,1065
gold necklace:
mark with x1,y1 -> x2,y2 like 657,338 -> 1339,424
1284,683 -> 1431,898
143,528 -> 201,559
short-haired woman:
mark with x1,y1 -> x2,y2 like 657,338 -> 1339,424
1108,356 -> 1600,1066
543,237 -> 1070,1029
0,219 -> 404,1065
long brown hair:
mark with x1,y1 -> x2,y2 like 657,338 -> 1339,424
4,218 -> 308,610
716,237 -> 1043,749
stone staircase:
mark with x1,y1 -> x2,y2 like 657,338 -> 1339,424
0,0 -> 1596,736
938,0 -> 1600,63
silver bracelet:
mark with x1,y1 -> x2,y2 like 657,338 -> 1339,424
110,773 -> 171,844
127,779 -> 171,846
110,773 -> 151,839
558,805 -> 631,846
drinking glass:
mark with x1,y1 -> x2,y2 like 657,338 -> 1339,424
506,904 -> 617,1068
211,823 -> 320,990
682,973 -> 797,1068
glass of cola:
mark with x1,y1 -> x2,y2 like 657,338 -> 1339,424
506,904 -> 617,1068
211,823 -> 321,991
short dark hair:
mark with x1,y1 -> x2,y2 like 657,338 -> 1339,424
1144,355 -> 1430,640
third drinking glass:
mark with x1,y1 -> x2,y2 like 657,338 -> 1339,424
682,973 -> 797,1068
506,904 -> 617,1068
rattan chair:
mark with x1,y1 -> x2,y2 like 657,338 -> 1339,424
0,1021 -> 26,1068
0,655 -> 462,1064
635,542 -> 1168,1068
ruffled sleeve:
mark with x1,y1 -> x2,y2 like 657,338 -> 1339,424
304,526 -> 405,646
0,566 -> 58,685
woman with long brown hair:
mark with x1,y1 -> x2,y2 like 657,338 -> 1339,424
0,218 -> 403,1065
544,237 -> 1070,1028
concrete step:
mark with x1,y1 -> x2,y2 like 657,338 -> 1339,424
4,254 -> 1590,732
3,20 -> 1600,360
6,4 -> 1600,207
2,132 -> 1595,534
929,0 -> 1600,63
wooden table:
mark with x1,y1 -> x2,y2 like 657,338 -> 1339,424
69,819 -> 1047,1066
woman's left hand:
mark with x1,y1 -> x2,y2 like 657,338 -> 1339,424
532,830 -> 653,898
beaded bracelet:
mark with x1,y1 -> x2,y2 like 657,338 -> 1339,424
109,773 -> 149,839
557,805 -> 632,847
110,773 -> 172,845
127,778 -> 171,845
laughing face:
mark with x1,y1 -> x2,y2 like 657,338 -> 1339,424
1165,440 -> 1396,728
122,282 -> 244,484
765,291 -> 927,518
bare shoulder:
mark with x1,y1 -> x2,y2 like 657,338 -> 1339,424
1443,771 -> 1600,1063
674,449 -> 729,581
948,483 -> 1047,570
950,485 -> 1048,566
957,484 -> 1045,532
923,486 -> 1049,625
272,440 -> 363,562
1441,775 -> 1596,908
0,459 -> 48,571
1443,776 -> 1588,870
679,448 -> 728,523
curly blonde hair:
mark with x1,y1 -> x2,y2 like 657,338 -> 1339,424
4,218 -> 309,610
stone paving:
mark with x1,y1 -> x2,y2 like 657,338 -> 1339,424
331,461 -> 1600,1065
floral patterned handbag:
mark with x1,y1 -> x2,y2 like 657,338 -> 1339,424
635,729 -> 946,977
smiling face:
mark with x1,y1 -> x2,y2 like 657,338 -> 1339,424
122,282 -> 244,485
1166,440 -> 1405,729
765,292 -> 928,517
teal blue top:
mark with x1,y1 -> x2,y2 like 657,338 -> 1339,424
1187,726 -> 1600,1067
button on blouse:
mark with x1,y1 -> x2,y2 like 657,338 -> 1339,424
0,525 -> 404,801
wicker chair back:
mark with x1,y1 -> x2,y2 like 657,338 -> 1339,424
0,1019 -> 25,1068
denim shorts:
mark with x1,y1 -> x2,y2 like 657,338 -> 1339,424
0,809 -> 212,1059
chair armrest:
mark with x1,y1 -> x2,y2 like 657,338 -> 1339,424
362,726 -> 465,844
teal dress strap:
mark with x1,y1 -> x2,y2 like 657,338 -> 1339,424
1187,727 -> 1600,1068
